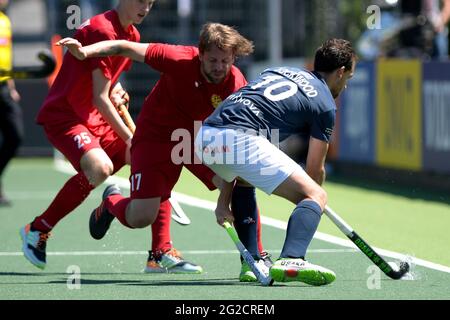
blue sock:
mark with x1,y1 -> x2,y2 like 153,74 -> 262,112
280,200 -> 322,259
231,186 -> 260,259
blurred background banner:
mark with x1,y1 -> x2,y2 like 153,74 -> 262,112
376,59 -> 422,170
5,0 -> 450,190
338,61 -> 376,164
422,62 -> 450,174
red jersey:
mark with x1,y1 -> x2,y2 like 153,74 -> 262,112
37,10 -> 140,133
133,44 -> 247,142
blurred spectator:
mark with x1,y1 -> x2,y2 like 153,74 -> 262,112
429,0 -> 450,58
396,0 -> 450,59
0,0 -> 23,206
356,0 -> 400,60
357,0 -> 450,60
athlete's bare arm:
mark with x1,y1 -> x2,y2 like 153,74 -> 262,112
214,179 -> 235,226
305,137 -> 329,185
57,38 -> 149,63
92,69 -> 133,143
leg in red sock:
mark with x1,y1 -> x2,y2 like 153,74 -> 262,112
32,172 -> 94,232
151,199 -> 172,255
105,194 -> 132,228
144,198 -> 203,274
22,172 -> 94,269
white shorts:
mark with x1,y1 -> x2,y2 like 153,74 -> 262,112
194,126 -> 301,194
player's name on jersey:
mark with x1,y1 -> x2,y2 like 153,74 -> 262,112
272,67 -> 319,97
227,91 -> 261,115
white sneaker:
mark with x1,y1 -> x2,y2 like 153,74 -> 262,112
270,258 -> 336,286
239,259 -> 270,282
144,249 -> 203,274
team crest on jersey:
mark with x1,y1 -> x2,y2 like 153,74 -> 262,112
211,94 -> 222,108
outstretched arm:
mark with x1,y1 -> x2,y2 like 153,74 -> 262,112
56,38 -> 149,63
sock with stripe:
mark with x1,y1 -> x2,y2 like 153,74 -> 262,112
32,172 -> 94,233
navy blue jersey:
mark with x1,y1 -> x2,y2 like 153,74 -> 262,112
204,67 -> 336,143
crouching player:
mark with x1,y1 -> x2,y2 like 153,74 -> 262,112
195,39 -> 356,285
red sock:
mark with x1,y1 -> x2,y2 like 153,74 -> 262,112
32,173 -> 94,233
257,208 -> 264,253
105,194 -> 133,228
151,199 -> 172,255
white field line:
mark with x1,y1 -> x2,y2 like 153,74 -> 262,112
54,159 -> 450,274
6,191 -> 63,200
0,249 -> 357,257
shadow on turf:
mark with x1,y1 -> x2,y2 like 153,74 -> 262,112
0,272 -> 149,277
0,273 -> 333,287
0,272 -> 289,287
57,278 -> 274,287
120,279 -> 280,287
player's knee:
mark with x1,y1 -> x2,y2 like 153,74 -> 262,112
128,210 -> 157,228
85,163 -> 113,186
126,200 -> 159,228
97,163 -> 113,180
80,149 -> 114,186
311,186 -> 327,210
132,216 -> 156,228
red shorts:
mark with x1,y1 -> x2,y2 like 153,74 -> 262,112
44,120 -> 127,173
130,140 -> 216,200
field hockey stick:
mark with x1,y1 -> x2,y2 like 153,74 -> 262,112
323,205 -> 410,279
0,51 -> 55,79
118,105 -> 191,226
117,103 -> 136,133
223,221 -> 274,286
169,197 -> 191,225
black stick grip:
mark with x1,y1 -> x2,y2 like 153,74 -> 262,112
349,231 -> 409,280
0,51 -> 56,79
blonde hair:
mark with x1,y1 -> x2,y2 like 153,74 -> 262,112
198,22 -> 254,58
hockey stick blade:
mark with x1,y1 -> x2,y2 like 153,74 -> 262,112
324,205 -> 410,280
350,231 -> 410,279
223,221 -> 273,286
0,51 -> 56,79
169,197 -> 191,226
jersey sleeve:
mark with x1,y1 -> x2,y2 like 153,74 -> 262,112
122,28 -> 141,72
144,43 -> 197,73
311,109 -> 336,143
133,27 -> 141,43
231,67 -> 248,91
76,27 -> 117,80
